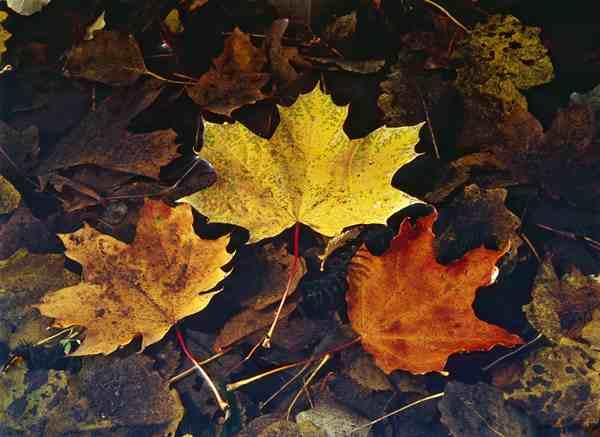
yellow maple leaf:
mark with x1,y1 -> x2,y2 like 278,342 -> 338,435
179,85 -> 425,242
35,199 -> 234,356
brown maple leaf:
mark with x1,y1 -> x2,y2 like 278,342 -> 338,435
35,199 -> 233,356
185,28 -> 270,116
35,79 -> 180,180
346,211 -> 523,374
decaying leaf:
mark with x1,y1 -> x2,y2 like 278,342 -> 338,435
434,184 -> 522,263
504,345 -> 600,428
0,11 -> 11,56
525,258 -> 600,345
296,400 -> 371,437
214,243 -> 306,350
35,199 -> 233,355
346,211 -> 523,374
0,354 -> 183,435
6,0 -> 51,16
0,175 -> 20,214
185,28 -> 270,116
64,30 -> 146,86
0,121 -> 39,175
239,414 -> 301,437
439,381 -> 537,437
180,85 -> 424,243
0,249 -> 79,349
0,364 -> 69,435
54,354 -> 183,435
265,19 -> 299,85
35,79 -> 180,179
453,14 -> 554,111
342,349 -> 393,392
0,206 -> 57,259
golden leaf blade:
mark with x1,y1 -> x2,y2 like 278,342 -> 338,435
180,85 -> 425,242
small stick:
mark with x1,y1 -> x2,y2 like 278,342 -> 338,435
286,354 -> 330,419
518,232 -> 541,263
482,333 -> 543,372
168,348 -> 230,384
415,83 -> 440,160
260,361 -> 312,410
423,0 -> 470,33
175,329 -> 230,421
227,361 -> 305,392
227,336 -> 361,392
350,392 -> 445,434
262,222 -> 302,348
536,223 -> 600,251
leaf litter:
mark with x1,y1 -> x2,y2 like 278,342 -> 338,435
1,1 -> 600,435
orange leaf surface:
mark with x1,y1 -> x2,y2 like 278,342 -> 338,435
35,199 -> 233,356
346,211 -> 523,374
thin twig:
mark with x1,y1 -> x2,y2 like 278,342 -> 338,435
415,83 -> 440,159
262,222 -> 302,348
536,223 -> 600,251
423,0 -> 470,33
260,360 -> 312,410
286,354 -> 330,419
518,232 -> 541,263
350,392 -> 446,434
175,329 -> 230,421
227,336 -> 361,392
482,333 -> 543,372
168,348 -> 229,384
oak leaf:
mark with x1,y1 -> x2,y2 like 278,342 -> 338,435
346,211 -> 523,374
179,85 -> 424,242
35,199 -> 233,356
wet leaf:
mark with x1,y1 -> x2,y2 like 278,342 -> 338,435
35,79 -> 180,179
525,258 -> 600,345
180,84 -> 424,243
296,400 -> 371,437
439,381 -> 537,437
35,199 -> 233,355
504,345 -> 600,428
0,249 -> 79,349
185,28 -> 270,116
214,243 -> 306,350
346,211 -> 523,374
64,30 -> 145,86
0,206 -> 57,260
0,354 -> 183,435
434,184 -> 522,263
0,121 -> 39,175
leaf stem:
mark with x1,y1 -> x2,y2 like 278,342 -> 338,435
262,222 -> 302,348
350,391 -> 446,434
423,0 -> 470,34
175,328 -> 231,421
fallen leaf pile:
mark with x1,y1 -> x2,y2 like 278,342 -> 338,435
2,1 -> 600,435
